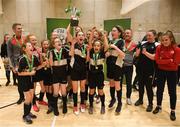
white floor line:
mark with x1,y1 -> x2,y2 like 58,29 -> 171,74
51,116 -> 57,127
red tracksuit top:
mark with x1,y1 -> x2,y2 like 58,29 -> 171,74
155,44 -> 180,71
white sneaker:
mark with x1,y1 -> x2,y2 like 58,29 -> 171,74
73,107 -> 79,115
80,104 -> 86,113
96,97 -> 100,104
126,98 -> 132,105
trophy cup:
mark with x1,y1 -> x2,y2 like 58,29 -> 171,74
65,0 -> 81,27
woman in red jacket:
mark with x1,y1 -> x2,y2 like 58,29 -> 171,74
153,32 -> 180,121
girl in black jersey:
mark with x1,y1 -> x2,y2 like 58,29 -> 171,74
88,28 -> 105,104
40,40 -> 54,114
68,31 -> 88,115
26,34 -> 47,112
49,37 -> 71,116
135,30 -> 159,112
106,26 -> 125,114
87,32 -> 109,114
18,42 -> 46,124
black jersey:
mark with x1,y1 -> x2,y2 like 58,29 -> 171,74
89,49 -> 105,73
106,39 -> 124,66
138,41 -> 158,73
71,43 -> 87,71
51,48 -> 69,66
18,55 -> 40,73
51,48 -> 69,84
18,55 -> 40,91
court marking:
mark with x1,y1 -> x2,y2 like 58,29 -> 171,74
51,116 -> 57,127
0,93 -> 40,110
0,102 -> 17,109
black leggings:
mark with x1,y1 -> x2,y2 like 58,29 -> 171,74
5,70 -> 10,82
138,71 -> 153,105
156,69 -> 177,110
177,66 -> 180,84
120,66 -> 133,98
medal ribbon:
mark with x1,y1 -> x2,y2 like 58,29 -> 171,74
54,48 -> 63,62
24,54 -> 34,72
93,53 -> 99,68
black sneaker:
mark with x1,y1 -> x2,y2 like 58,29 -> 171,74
153,106 -> 162,114
23,115 -> 33,124
54,108 -> 59,116
5,81 -> 10,86
146,105 -> 153,112
28,112 -> 37,119
100,106 -> 105,114
62,105 -> 67,114
170,111 -> 176,121
13,82 -> 18,86
108,99 -> 116,108
17,98 -> 25,105
134,100 -> 143,106
88,106 -> 93,114
46,107 -> 53,114
115,103 -> 122,113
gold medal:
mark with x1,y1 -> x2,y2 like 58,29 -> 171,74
44,67 -> 47,70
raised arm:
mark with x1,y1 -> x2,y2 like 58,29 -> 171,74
88,27 -> 96,49
69,38 -> 76,57
103,31 -> 109,52
66,24 -> 73,43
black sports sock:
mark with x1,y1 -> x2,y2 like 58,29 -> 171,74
89,94 -> 94,107
110,87 -> 115,100
99,94 -> 105,106
23,103 -> 30,117
49,93 -> 53,107
52,95 -> 59,115
62,95 -> 67,106
28,103 -> 32,114
116,90 -> 122,104
85,85 -> 89,100
80,91 -> 85,104
73,93 -> 78,107
39,91 -> 45,101
46,92 -> 50,107
69,89 -> 73,97
32,94 -> 36,105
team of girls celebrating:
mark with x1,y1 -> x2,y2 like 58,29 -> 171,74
3,23 -> 179,124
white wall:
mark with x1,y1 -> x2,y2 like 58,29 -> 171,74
0,0 -> 180,43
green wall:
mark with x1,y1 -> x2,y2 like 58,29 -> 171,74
46,18 -> 70,40
104,18 -> 131,32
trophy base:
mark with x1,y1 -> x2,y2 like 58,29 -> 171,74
70,19 -> 79,27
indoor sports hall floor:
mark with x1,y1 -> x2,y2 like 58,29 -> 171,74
0,59 -> 179,127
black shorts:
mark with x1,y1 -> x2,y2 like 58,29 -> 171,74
88,71 -> 104,89
107,64 -> 122,81
71,68 -> 86,81
33,68 -> 44,82
43,68 -> 53,86
52,66 -> 67,84
19,76 -> 34,92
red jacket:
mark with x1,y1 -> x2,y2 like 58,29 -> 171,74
155,45 -> 180,71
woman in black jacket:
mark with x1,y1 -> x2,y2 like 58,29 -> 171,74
1,34 -> 11,86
